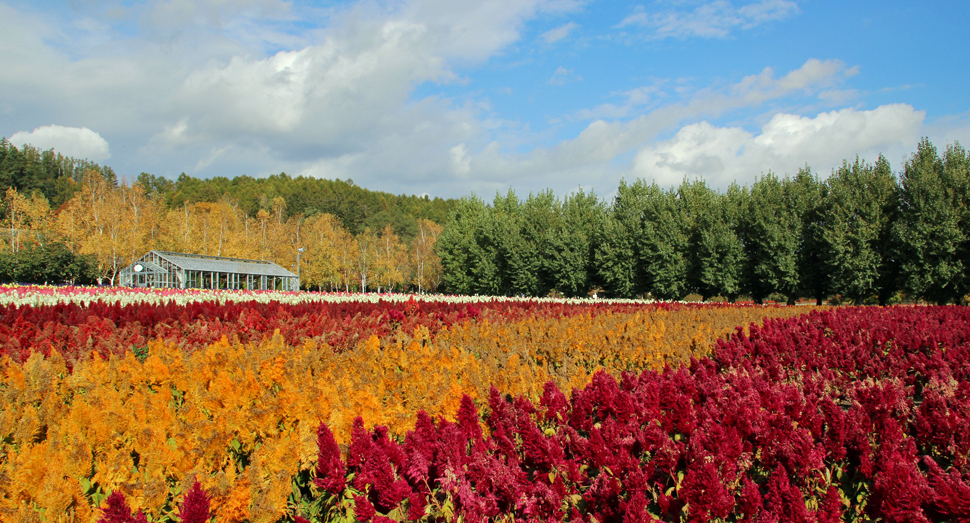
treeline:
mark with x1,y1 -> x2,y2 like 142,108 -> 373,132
5,136 -> 968,302
1,139 -> 455,290
437,139 -> 970,305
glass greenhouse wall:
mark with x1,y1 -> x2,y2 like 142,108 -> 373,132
118,251 -> 299,291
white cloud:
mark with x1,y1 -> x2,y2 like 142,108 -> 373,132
571,83 -> 666,120
3,0 -> 952,202
8,125 -> 111,161
619,0 -> 799,39
459,58 -> 855,189
450,143 -> 472,176
143,0 -> 293,29
541,21 -> 578,43
399,0 -> 585,62
730,58 -> 851,104
548,66 -> 581,85
627,104 -> 925,189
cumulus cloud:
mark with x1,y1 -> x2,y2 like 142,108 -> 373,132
130,0 -> 585,191
618,0 -> 799,39
8,125 -> 111,161
627,104 -> 925,189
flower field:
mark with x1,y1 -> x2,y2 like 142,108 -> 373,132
0,286 -> 968,522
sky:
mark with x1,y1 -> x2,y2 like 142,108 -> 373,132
2,0 -> 969,200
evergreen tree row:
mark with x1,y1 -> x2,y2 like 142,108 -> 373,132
436,139 -> 970,305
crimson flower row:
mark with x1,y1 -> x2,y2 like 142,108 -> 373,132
293,306 -> 970,522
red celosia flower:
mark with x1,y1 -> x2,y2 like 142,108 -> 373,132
924,456 -> 970,520
403,411 -> 437,483
178,480 -> 211,523
736,477 -> 763,519
871,449 -> 932,522
98,492 -> 149,523
406,491 -> 427,521
348,417 -> 371,470
762,466 -> 809,523
457,395 -> 483,442
621,490 -> 657,523
540,380 -> 570,422
354,494 -> 376,521
814,486 -> 843,523
314,422 -> 347,494
680,460 -> 733,521
179,480 -> 212,523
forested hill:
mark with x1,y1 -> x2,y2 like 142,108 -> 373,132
153,173 -> 455,238
0,139 -> 118,207
1,138 -> 456,239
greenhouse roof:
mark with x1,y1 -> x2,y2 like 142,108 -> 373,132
148,251 -> 296,278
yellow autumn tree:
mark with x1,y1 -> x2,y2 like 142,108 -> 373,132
412,218 -> 443,293
56,172 -> 129,284
155,202 -> 196,253
302,213 -> 356,291
374,225 -> 408,293
354,228 -> 378,292
2,188 -> 53,253
116,184 -> 160,263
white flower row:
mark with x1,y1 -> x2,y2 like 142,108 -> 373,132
0,284 -> 659,309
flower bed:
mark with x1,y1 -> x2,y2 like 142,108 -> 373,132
0,291 -> 816,522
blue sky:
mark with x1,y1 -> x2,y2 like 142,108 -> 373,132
2,0 -> 968,199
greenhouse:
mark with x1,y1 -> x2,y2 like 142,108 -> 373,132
118,250 -> 299,291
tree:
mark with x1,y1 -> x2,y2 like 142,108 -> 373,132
4,188 -> 31,253
820,156 -> 899,304
893,139 -> 968,304
509,191 -> 551,296
595,180 -> 650,299
302,213 -> 347,291
355,227 -> 378,292
56,171 -> 120,284
639,183 -> 690,300
787,167 -> 827,305
412,218 -> 443,293
740,172 -> 803,304
436,196 -> 495,296
543,189 -> 604,297
681,180 -> 745,302
374,224 -> 408,292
